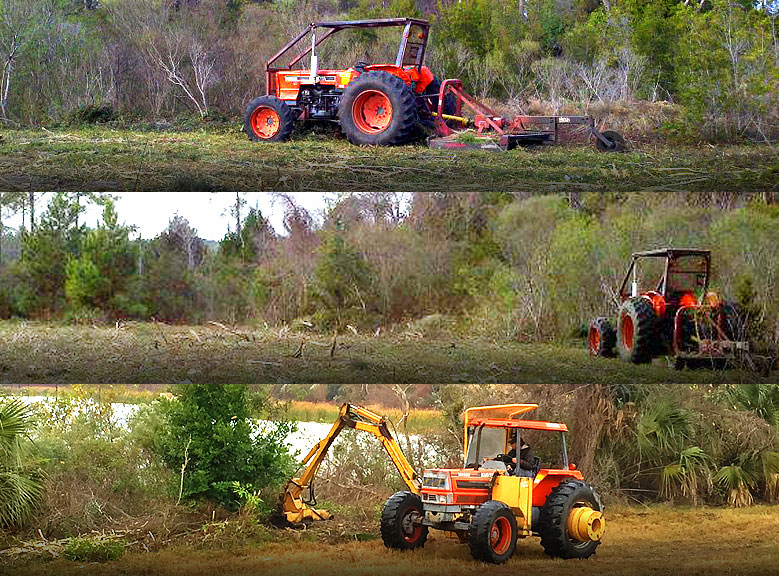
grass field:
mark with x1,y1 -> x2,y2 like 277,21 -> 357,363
0,321 -> 774,384
3,505 -> 777,576
0,126 -> 775,191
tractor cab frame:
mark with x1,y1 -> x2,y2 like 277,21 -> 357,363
265,18 -> 431,99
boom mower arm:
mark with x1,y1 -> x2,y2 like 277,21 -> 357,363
282,403 -> 419,523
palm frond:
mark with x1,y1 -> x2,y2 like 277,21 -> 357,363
636,401 -> 691,460
760,451 -> 779,502
714,465 -> 755,507
0,470 -> 43,527
0,399 -> 35,466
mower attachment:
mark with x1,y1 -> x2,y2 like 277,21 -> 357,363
428,79 -> 624,152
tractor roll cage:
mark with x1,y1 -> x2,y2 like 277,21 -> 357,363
463,404 -> 570,470
618,248 -> 711,302
265,18 -> 431,96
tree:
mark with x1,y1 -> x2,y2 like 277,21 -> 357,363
65,199 -> 137,313
0,0 -> 53,121
0,191 -> 24,267
17,192 -> 84,315
312,233 -> 374,325
154,383 -> 294,508
141,215 -> 204,321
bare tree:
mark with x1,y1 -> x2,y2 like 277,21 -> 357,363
107,1 -> 216,118
0,192 -> 25,267
0,1 -> 53,121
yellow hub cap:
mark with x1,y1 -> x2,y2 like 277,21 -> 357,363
567,507 -> 605,542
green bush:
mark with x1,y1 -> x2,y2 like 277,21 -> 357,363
63,537 -> 125,562
153,384 -> 295,508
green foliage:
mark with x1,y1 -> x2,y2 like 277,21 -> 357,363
312,233 -> 374,324
153,384 -> 295,508
65,200 -> 137,314
721,384 -> 779,427
0,398 -> 43,527
63,537 -> 125,562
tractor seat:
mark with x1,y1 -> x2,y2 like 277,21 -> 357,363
515,456 -> 541,477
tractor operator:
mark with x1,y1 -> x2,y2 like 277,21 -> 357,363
484,432 -> 538,477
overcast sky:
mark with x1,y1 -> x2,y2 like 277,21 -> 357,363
6,193 -> 334,241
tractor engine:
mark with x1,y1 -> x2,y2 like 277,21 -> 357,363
298,86 -> 342,119
420,469 -> 494,526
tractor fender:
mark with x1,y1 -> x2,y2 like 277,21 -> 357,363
531,471 -> 583,507
362,64 -> 435,93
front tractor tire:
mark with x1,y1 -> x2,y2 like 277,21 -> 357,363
244,96 -> 295,142
617,297 -> 657,364
537,480 -> 604,560
589,317 -> 616,357
381,491 -> 428,550
468,500 -> 518,564
339,71 -> 418,146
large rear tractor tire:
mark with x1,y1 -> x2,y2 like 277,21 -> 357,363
617,297 -> 657,364
339,71 -> 418,146
588,317 -> 616,357
244,96 -> 295,142
381,491 -> 428,550
537,480 -> 604,560
468,500 -> 517,564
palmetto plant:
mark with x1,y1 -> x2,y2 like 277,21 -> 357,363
714,464 -> 756,508
661,446 -> 711,504
0,398 -> 43,527
636,401 -> 692,461
722,384 -> 779,427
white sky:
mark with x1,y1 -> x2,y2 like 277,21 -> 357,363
6,193 -> 333,241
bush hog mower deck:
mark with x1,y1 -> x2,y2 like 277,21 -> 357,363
282,403 -> 605,564
589,248 -> 749,368
245,18 -> 624,151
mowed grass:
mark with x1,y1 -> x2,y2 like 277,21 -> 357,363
0,321 -> 774,384
5,506 -> 778,576
0,126 -> 775,191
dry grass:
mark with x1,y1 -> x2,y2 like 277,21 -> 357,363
283,401 -> 444,434
4,505 -> 778,576
0,126 -> 775,191
0,321 -> 774,384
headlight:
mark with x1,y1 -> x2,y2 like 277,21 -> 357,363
422,474 -> 450,489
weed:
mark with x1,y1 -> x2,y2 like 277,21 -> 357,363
63,537 -> 125,562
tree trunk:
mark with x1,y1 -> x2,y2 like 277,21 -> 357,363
28,192 -> 35,232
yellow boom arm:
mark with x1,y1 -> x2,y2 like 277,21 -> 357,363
282,403 -> 420,523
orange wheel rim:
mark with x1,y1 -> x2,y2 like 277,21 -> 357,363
489,516 -> 511,555
251,107 -> 281,139
352,90 -> 393,134
621,314 -> 634,350
589,327 -> 600,356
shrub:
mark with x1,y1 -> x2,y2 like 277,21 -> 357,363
63,537 -> 125,562
154,384 -> 295,508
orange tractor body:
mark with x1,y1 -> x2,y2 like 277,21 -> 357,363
245,17 -> 624,150
588,248 -> 749,368
246,18 -> 443,146
382,404 -> 605,564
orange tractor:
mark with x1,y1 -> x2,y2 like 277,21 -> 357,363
588,248 -> 749,368
245,18 -> 624,151
283,403 -> 605,564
